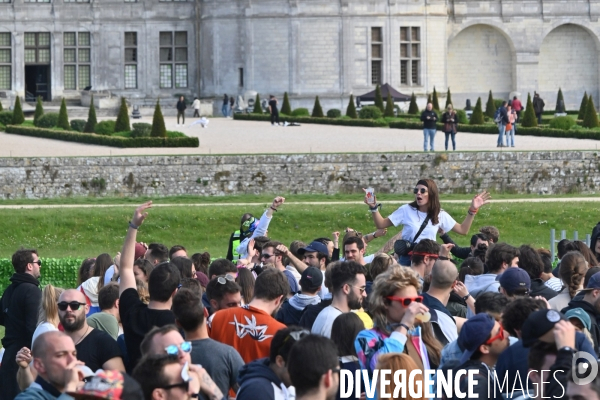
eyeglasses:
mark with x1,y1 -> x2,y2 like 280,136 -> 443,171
332,367 -> 341,375
413,188 -> 428,194
260,253 -> 274,260
165,341 -> 192,356
217,275 -> 235,284
349,285 -> 366,294
32,260 -> 42,266
159,361 -> 192,392
485,324 -> 505,345
277,330 -> 310,355
386,296 -> 424,307
57,301 -> 86,311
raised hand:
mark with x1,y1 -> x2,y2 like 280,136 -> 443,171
471,191 -> 491,210
362,188 -> 377,206
15,347 -> 32,369
271,196 -> 285,209
375,228 -> 388,238
440,243 -> 455,258
132,201 -> 153,227
276,244 -> 290,256
332,231 -> 340,245
452,281 -> 469,298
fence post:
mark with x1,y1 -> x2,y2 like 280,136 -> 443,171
550,229 -> 556,262
574,231 -> 579,241
561,230 -> 567,240
587,234 -> 592,248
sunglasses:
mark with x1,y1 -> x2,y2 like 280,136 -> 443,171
57,301 -> 86,311
349,285 -> 366,294
159,361 -> 192,391
165,341 -> 192,356
260,253 -> 274,260
413,188 -> 428,194
386,296 -> 424,307
485,324 -> 505,345
278,330 -> 310,355
217,275 -> 235,284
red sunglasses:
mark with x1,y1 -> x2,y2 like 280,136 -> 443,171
386,296 -> 423,307
484,323 -> 505,345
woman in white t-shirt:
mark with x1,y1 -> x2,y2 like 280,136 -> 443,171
364,178 -> 490,266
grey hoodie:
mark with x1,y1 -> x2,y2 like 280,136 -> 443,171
464,273 -> 501,318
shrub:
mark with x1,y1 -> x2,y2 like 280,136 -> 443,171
166,130 -> 186,138
252,93 -> 263,114
33,97 -> 44,127
445,88 -> 453,109
70,119 -> 86,132
0,111 -> 13,126
456,109 -> 468,124
374,85 -> 384,112
359,106 -> 383,120
469,98 -> 485,125
327,109 -> 341,118
549,116 -> 575,130
521,93 -> 538,128
291,108 -> 310,117
583,95 -> 599,128
312,96 -> 324,118
12,96 -> 24,125
408,93 -> 419,115
57,98 -> 70,130
427,93 -> 432,105
0,123 -> 4,131
384,93 -> 395,118
36,112 -> 59,128
151,100 -> 167,137
494,99 -> 504,110
432,87 -> 440,111
114,97 -> 131,133
84,95 -> 97,133
346,95 -> 357,119
234,112 -> 388,127
131,122 -> 152,138
0,100 -> 3,111
281,92 -> 292,115
485,91 -> 495,118
556,88 -> 565,112
578,92 -> 589,121
95,120 -> 116,135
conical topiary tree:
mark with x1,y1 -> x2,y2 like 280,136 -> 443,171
578,92 -> 589,120
12,96 -> 24,125
485,90 -> 495,118
252,94 -> 263,114
555,88 -> 565,113
114,97 -> 131,132
408,93 -> 419,114
0,99 -> 3,111
33,96 -> 44,127
521,93 -> 538,128
374,85 -> 384,112
57,98 -> 70,130
427,93 -> 432,106
445,88 -> 453,109
311,96 -> 324,118
151,100 -> 167,137
346,95 -> 357,119
281,92 -> 292,115
469,97 -> 485,125
384,93 -> 395,118
84,95 -> 97,133
583,95 -> 599,128
432,87 -> 440,111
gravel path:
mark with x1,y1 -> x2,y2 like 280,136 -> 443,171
2,117 -> 600,157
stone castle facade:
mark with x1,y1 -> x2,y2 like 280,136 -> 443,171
1,0 -> 599,111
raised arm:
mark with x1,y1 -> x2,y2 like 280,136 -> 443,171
451,191 -> 491,236
277,244 -> 309,274
362,189 -> 394,229
119,201 -> 152,296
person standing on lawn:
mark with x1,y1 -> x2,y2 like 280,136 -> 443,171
533,92 -> 545,124
441,104 -> 458,151
176,96 -> 186,126
420,103 -> 438,152
268,95 -> 280,126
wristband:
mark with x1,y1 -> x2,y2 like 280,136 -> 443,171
462,293 -> 471,301
369,203 -> 382,212
270,206 -> 278,212
468,207 -> 478,216
129,221 -> 139,230
399,323 -> 412,332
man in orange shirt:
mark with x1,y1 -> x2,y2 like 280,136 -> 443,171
208,268 -> 288,363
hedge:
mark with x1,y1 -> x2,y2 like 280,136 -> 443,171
5,125 -> 199,148
0,257 -> 82,293
234,113 -> 388,127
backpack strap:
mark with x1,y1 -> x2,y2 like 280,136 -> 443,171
412,215 -> 431,245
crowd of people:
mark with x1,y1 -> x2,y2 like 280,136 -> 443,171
1,179 -> 600,400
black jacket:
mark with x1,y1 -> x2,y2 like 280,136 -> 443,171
440,233 -> 471,260
275,299 -> 304,326
176,100 -> 187,112
298,299 -> 332,330
530,278 -> 558,300
591,222 -> 600,260
420,110 -> 438,129
0,273 -> 41,348
562,298 -> 600,357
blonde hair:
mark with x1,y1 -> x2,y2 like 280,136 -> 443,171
446,104 -> 453,111
376,353 -> 425,400
38,284 -> 65,328
136,279 -> 150,304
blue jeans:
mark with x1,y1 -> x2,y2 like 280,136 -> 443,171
222,104 -> 229,117
507,127 -> 515,146
423,129 -> 436,151
497,124 -> 506,146
444,131 -> 456,150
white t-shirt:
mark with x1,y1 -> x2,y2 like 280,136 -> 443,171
32,322 -> 58,347
388,204 -> 457,243
311,305 -> 342,338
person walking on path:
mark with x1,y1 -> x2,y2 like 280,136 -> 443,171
192,97 -> 200,118
512,96 -> 523,122
496,101 -> 509,147
442,104 -> 458,151
533,93 -> 545,124
506,103 -> 517,147
176,96 -> 186,126
420,103 -> 438,152
268,95 -> 280,126
222,94 -> 229,117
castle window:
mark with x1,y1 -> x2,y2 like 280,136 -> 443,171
125,32 -> 137,89
64,32 -> 91,90
371,27 -> 382,85
400,27 -> 420,85
0,33 -> 10,89
159,31 -> 188,88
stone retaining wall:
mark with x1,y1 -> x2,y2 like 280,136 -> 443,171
1,151 -> 599,199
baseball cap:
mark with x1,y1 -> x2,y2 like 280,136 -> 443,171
134,243 -> 146,260
521,309 -> 566,347
297,241 -> 329,256
69,370 -> 144,400
565,308 -> 592,331
300,266 -> 323,292
458,313 -> 496,364
583,271 -> 600,291
497,267 -> 531,294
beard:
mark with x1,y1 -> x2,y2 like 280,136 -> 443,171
347,291 -> 362,310
60,312 -> 85,332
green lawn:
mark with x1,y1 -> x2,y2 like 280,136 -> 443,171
0,197 -> 597,258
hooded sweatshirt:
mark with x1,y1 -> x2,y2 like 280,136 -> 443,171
276,294 -> 320,326
561,298 -> 600,357
236,358 -> 295,400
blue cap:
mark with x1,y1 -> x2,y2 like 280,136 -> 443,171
498,267 -> 531,294
297,241 -> 329,256
585,271 -> 600,290
565,308 -> 592,331
458,313 -> 496,364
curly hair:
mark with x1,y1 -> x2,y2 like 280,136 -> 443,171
560,251 -> 588,298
